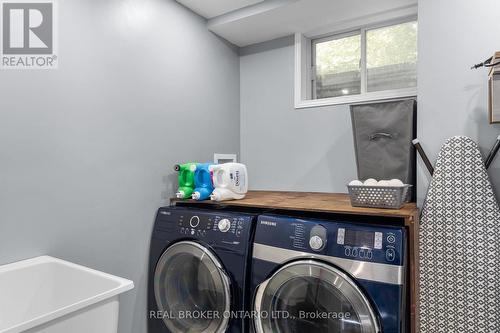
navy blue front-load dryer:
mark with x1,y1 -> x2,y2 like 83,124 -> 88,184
148,206 -> 257,333
251,214 -> 407,333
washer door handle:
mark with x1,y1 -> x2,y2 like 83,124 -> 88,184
253,279 -> 270,333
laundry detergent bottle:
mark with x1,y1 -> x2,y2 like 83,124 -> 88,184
174,163 -> 196,199
192,163 -> 214,201
210,163 -> 248,201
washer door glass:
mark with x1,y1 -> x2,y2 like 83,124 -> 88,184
154,241 -> 230,333
254,260 -> 379,333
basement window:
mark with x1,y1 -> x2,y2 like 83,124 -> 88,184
295,19 -> 418,108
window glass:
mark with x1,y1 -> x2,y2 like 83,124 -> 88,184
366,21 -> 418,92
314,34 -> 361,99
310,20 -> 418,102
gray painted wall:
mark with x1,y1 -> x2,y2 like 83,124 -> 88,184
416,0 -> 500,200
240,1 -> 500,203
0,1 -> 239,332
240,37 -> 358,193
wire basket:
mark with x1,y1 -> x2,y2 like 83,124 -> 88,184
347,184 -> 413,209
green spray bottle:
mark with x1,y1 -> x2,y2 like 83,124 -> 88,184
174,163 -> 197,199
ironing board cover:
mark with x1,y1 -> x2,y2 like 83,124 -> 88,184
419,136 -> 500,332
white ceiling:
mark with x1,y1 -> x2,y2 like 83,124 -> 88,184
176,0 -> 265,19
178,0 -> 418,47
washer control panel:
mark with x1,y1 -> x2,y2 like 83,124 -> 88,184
218,218 -> 232,233
336,227 -> 402,264
309,236 -> 323,250
174,212 -> 247,239
213,216 -> 246,237
255,215 -> 405,266
309,225 -> 327,251
155,207 -> 255,253
177,214 -> 213,237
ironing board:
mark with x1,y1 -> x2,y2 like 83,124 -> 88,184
419,136 -> 500,332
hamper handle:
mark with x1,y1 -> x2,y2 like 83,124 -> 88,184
369,132 -> 393,141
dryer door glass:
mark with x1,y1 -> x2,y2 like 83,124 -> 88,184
154,241 -> 230,333
254,260 -> 379,333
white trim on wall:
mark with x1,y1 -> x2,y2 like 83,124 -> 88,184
294,4 -> 418,109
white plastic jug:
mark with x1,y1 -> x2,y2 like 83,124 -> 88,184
210,163 -> 248,201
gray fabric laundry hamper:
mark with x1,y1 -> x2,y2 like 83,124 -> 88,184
350,99 -> 417,200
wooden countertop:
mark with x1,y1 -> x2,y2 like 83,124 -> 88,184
171,190 -> 418,219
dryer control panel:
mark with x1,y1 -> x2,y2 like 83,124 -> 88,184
254,214 -> 405,266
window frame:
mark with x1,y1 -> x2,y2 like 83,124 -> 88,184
295,13 -> 418,109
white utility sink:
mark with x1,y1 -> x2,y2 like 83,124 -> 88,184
0,256 -> 134,333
